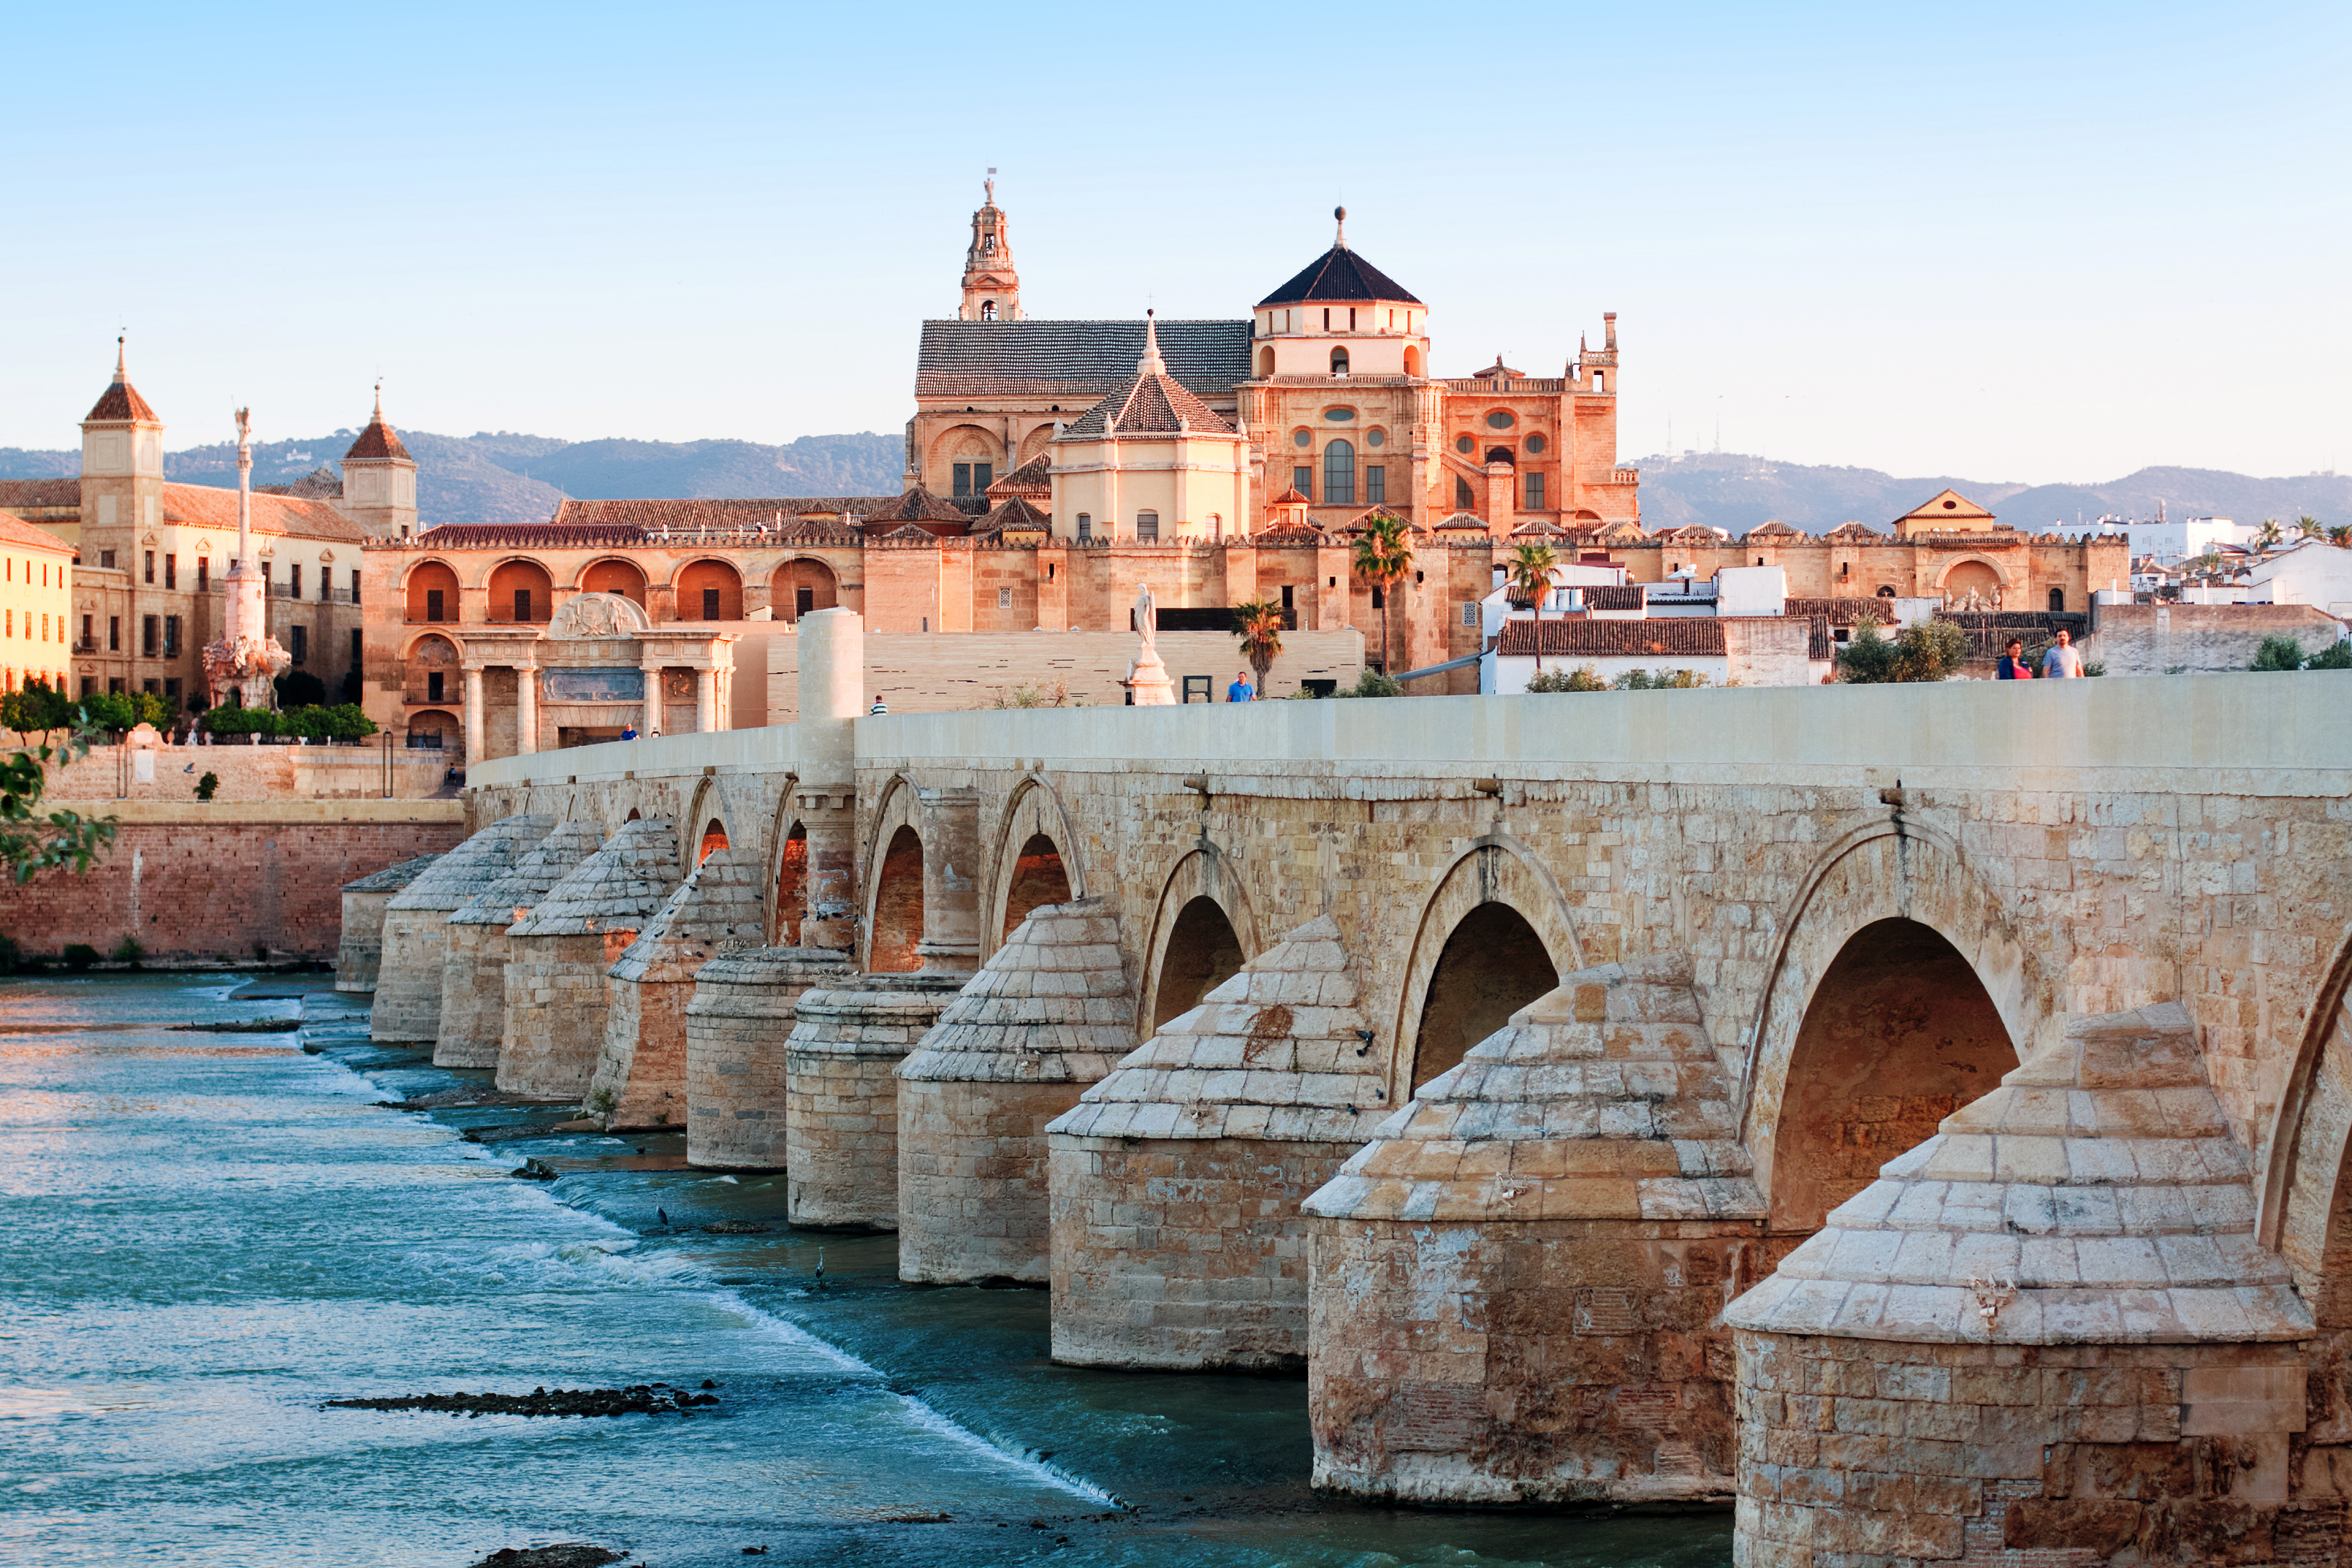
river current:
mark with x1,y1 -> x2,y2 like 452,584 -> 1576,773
0,972 -> 1732,1567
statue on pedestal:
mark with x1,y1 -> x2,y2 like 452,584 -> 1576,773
202,408 -> 292,712
1125,582 -> 1176,706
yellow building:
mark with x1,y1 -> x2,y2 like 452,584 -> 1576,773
0,513 -> 76,696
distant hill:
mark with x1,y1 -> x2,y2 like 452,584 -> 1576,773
1631,452 -> 2352,536
0,430 -> 905,529
6,432 -> 2342,538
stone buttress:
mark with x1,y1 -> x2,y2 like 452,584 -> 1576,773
895,897 -> 1135,1285
369,816 -> 551,1042
1303,953 -> 1765,1504
1044,914 -> 1386,1371
586,842 -> 765,1130
783,972 -> 965,1228
685,945 -> 853,1169
1724,1003 -> 2318,1567
433,821 -> 603,1069
337,854 -> 441,993
497,818 -> 682,1101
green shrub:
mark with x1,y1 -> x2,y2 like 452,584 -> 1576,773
1333,670 -> 1403,699
2311,640 -> 2352,670
195,771 -> 219,802
112,936 -> 143,966
204,706 -> 277,738
60,943 -> 99,970
2250,635 -> 2307,672
1613,668 -> 1711,690
274,670 -> 328,708
1838,618 -> 1968,683
1526,664 -> 1608,693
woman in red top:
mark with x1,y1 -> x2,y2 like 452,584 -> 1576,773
1996,638 -> 2035,680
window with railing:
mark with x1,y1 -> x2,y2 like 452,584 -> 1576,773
1135,511 -> 1159,543
163,616 -> 181,657
142,616 -> 158,657
405,731 -> 444,750
289,626 -> 307,665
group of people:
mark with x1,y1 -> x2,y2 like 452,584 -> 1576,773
1997,629 -> 2086,680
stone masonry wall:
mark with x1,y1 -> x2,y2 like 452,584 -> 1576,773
498,930 -> 633,1099
897,1078 -> 1083,1284
1,817 -> 461,963
684,947 -> 852,1169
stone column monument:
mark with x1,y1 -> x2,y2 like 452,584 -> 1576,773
200,408 -> 290,711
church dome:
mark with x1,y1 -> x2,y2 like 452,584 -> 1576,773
1256,207 -> 1421,307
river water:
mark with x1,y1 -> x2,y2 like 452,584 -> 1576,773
0,973 -> 1732,1567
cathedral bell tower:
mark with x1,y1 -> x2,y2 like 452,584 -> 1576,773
339,384 -> 420,539
958,171 -> 1021,323
78,337 -> 166,569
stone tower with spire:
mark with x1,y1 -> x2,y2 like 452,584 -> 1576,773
77,338 -> 167,572
339,386 -> 419,539
958,172 -> 1020,323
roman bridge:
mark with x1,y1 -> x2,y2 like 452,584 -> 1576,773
392,610 -> 2352,1564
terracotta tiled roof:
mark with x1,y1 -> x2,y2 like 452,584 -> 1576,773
916,319 -> 1250,402
0,513 -> 76,554
85,377 -> 158,424
0,479 -> 83,510
1252,524 -> 1326,545
257,465 -> 345,500
1269,486 -> 1311,506
1510,517 -> 1569,537
1785,596 -> 1893,625
973,496 -> 1051,536
1433,511 -> 1490,531
1497,618 -> 1726,658
1469,356 -> 1526,380
1335,506 -> 1420,534
384,521 -> 649,550
344,410 -> 412,462
878,523 -> 940,542
1256,243 -> 1422,308
1893,488 -> 1996,528
1582,584 -> 1646,612
985,454 -> 1053,498
1062,369 -> 1233,437
1744,520 -> 1803,539
548,497 -> 898,532
161,482 -> 369,543
1808,616 -> 1834,661
857,488 -> 970,536
1656,524 -> 1727,544
1821,521 -> 1887,542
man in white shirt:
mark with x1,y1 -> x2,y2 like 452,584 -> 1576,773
2041,629 -> 2085,679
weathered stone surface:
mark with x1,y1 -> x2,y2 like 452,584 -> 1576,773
336,854 -> 440,993
1305,952 -> 1765,1503
587,842 -> 765,1130
371,816 -> 552,1042
684,945 -> 854,1168
1047,914 -> 1387,1369
497,819 -> 681,1101
434,821 -> 604,1068
896,897 -> 1134,1284
783,973 -> 964,1228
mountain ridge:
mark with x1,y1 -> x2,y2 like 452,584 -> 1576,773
1,431 -> 2342,536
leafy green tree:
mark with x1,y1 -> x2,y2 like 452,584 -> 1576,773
0,709 -> 117,885
1525,663 -> 1606,693
1349,514 -> 1415,676
129,690 -> 171,729
2,682 -> 73,744
81,692 -> 135,734
1505,543 -> 1559,670
2251,635 -> 2352,671
2314,641 -> 2352,670
327,703 -> 379,740
1332,669 -> 1403,698
275,670 -> 328,708
1230,599 -> 1287,693
1612,668 -> 1711,690
1837,618 -> 1967,683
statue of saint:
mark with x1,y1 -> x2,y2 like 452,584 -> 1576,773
1134,582 -> 1156,650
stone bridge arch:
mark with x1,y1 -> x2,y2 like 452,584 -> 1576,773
859,774 -> 924,973
1140,842 -> 1261,1040
2261,924 -> 2352,1325
1389,834 -> 1582,1094
1739,820 -> 2053,1228
985,776 -> 1086,958
680,776 -> 736,868
760,774 -> 806,946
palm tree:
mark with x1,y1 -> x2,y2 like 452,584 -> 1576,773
1505,542 -> 1559,670
1350,514 -> 1415,675
2328,523 -> 2351,549
2256,518 -> 2283,551
1230,598 -> 1285,693
2298,514 -> 2325,540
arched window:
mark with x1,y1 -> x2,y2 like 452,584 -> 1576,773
1403,345 -> 1422,377
2049,587 -> 2065,612
980,300 -> 998,321
1076,513 -> 1092,542
1875,585 -> 1896,598
1330,347 -> 1349,377
1323,440 -> 1356,507
1135,510 -> 1159,542
1256,346 -> 1274,378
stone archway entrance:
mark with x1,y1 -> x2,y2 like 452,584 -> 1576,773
870,825 -> 924,973
1768,916 -> 2017,1235
1152,896 -> 1244,1031
1409,902 -> 1556,1090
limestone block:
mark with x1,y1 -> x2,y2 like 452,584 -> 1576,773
896,898 -> 1135,1284
784,972 -> 964,1228
369,816 -> 552,1042
335,853 -> 439,993
435,820 -> 603,1068
1303,952 -> 1765,1504
685,946 -> 854,1169
495,818 -> 682,1100
588,842 -> 765,1129
1044,914 -> 1387,1370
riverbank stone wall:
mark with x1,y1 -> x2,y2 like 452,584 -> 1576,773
435,820 -> 604,1068
896,898 -> 1135,1284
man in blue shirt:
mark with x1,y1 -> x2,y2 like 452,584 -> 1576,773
1227,670 -> 1256,703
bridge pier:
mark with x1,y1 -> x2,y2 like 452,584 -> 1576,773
1724,1004 -> 2315,1564
337,855 -> 441,993
370,816 -> 551,1043
1045,914 -> 1386,1370
436,820 -> 603,1068
497,817 -> 682,1102
895,896 -> 1135,1284
685,946 -> 852,1168
1305,953 -> 1765,1503
587,840 -> 765,1130
783,972 -> 965,1227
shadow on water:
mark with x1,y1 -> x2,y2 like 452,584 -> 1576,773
0,972 -> 1732,1568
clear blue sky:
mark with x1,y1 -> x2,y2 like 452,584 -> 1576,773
2,1 -> 2344,485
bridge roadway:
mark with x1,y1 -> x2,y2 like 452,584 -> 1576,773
430,610 -> 2352,1562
